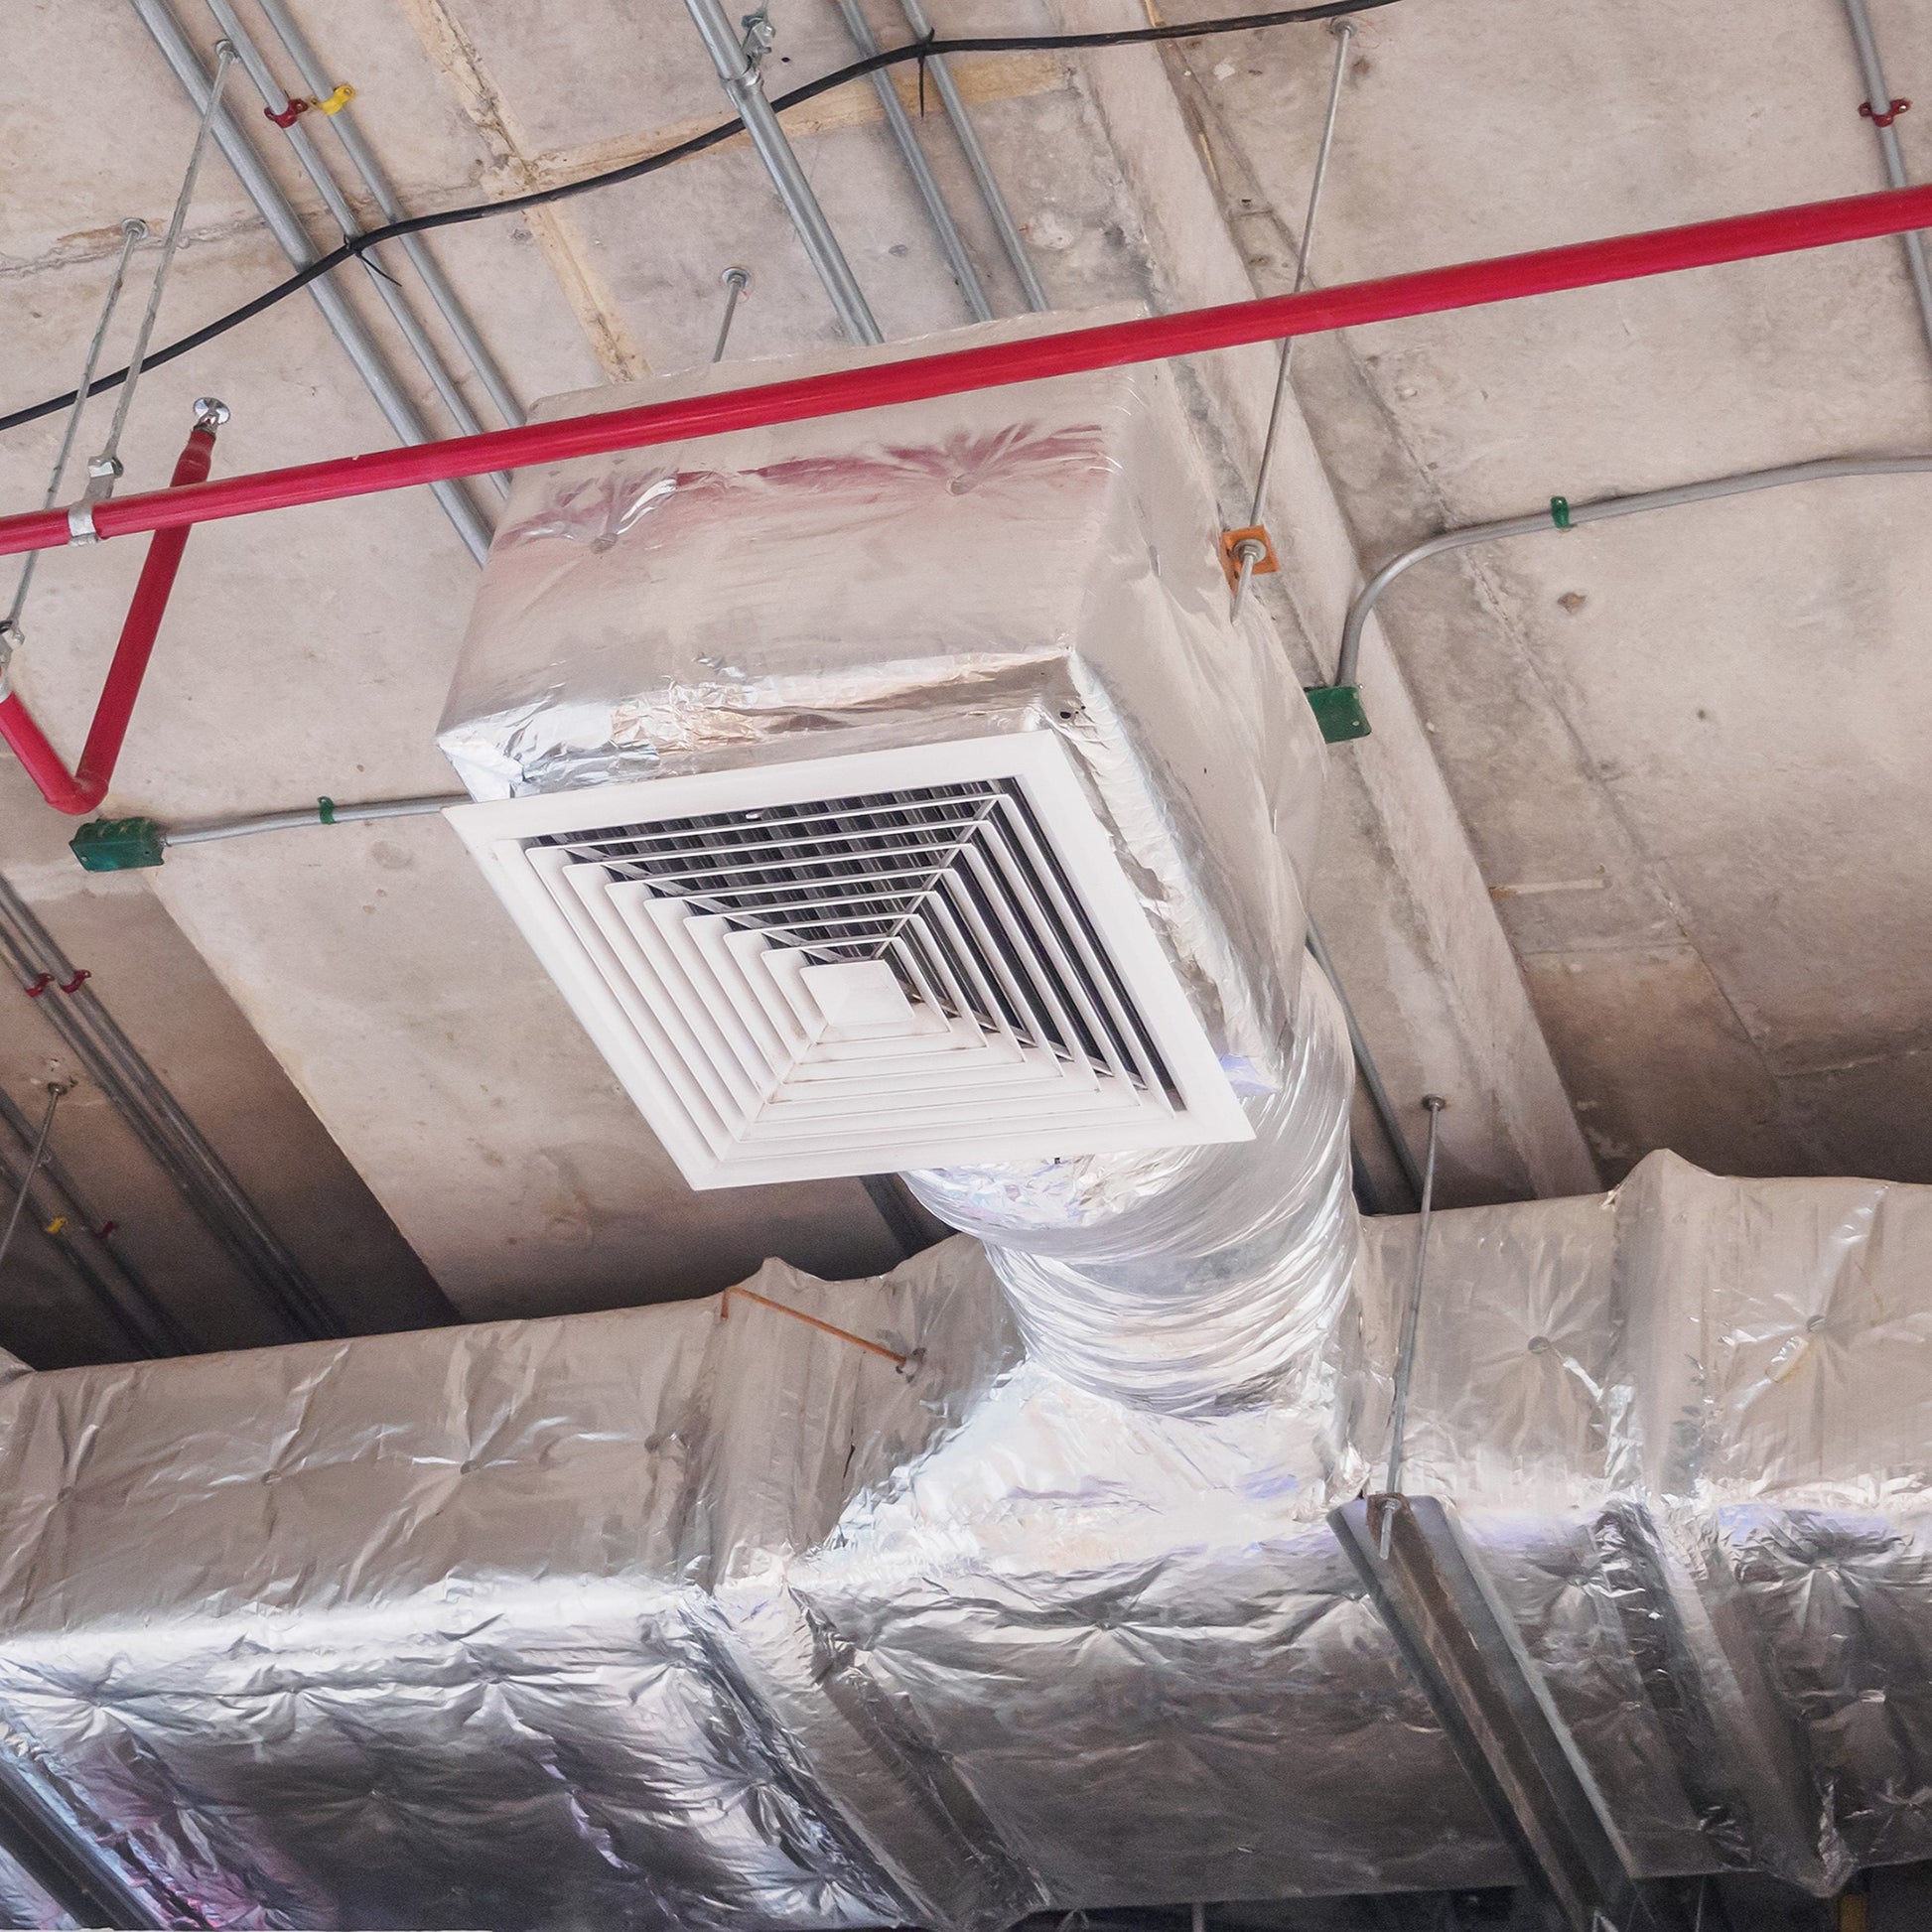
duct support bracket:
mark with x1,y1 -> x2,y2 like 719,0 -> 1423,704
1305,683 -> 1371,742
1330,1493 -> 1691,1932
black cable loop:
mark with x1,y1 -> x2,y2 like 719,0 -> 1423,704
0,0 -> 1401,437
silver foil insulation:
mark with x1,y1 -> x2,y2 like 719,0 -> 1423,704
0,1151 -> 1928,1925
907,960 -> 1356,1413
437,316 -> 1350,1413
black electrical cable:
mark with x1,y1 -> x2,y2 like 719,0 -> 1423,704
1,1 -> 1399,439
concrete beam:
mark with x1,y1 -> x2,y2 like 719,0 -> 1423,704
1056,6 -> 1595,1204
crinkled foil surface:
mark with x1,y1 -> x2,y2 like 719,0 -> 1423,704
438,313 -> 1327,1083
908,960 -> 1356,1415
0,1152 -> 1928,1925
438,317 -> 1349,1419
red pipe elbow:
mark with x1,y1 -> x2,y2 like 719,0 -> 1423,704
0,420 -> 215,815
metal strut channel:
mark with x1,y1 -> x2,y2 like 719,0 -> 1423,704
1330,1494 -> 1691,1932
0,1747 -> 167,1929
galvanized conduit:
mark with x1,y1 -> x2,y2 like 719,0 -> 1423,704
127,0 -> 497,563
1332,454 -> 1932,689
1841,0 -> 1932,366
201,0 -> 512,497
895,0 -> 1048,312
163,791 -> 465,848
0,869 -> 342,1341
1333,13 -> 1932,689
680,0 -> 883,345
0,1083 -> 189,1356
248,0 -> 525,434
834,0 -> 993,323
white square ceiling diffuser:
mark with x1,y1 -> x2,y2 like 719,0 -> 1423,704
448,735 -> 1251,1188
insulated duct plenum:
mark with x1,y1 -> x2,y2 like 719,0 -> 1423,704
0,1245 -> 1023,1932
439,313 -> 1325,1058
438,313 -> 1344,1411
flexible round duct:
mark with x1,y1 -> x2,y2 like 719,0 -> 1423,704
906,962 -> 1357,1414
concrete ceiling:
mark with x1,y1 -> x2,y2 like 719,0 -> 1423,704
1164,0 -> 1932,1186
1,0 -> 1924,1359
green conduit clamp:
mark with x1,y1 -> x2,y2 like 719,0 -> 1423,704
1308,493 -> 1583,747
317,795 -> 337,825
70,816 -> 167,872
1306,683 -> 1371,743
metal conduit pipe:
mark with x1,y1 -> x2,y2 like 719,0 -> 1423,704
1306,919 -> 1425,1207
1841,0 -> 1932,366
68,792 -> 465,870
201,0 -> 510,497
896,0 -> 1048,311
127,0 -> 496,564
834,0 -> 994,322
680,0 -> 883,345
6,181 -> 1930,561
166,791 -> 465,846
249,0 -> 526,434
0,869 -> 342,1341
1331,453 -> 1932,689
0,1086 -> 189,1357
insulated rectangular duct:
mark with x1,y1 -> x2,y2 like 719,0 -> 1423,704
438,313 -> 1327,1183
0,1153 -> 1927,1927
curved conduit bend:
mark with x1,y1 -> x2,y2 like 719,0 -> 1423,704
1331,454 -> 1932,689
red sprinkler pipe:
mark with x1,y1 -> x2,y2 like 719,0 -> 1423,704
0,413 -> 219,813
3,184 -> 1932,564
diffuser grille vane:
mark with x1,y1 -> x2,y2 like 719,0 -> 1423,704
451,738 -> 1249,1186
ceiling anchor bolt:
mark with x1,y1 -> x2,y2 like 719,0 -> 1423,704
1220,526 -> 1279,615
712,266 -> 753,363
